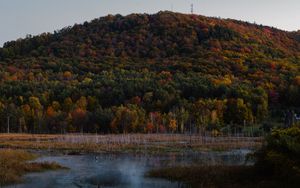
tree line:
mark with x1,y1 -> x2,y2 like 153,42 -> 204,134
0,69 -> 272,134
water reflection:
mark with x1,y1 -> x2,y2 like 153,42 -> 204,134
5,149 -> 251,188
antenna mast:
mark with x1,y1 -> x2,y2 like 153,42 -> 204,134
191,3 -> 194,14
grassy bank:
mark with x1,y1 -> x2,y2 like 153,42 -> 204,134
148,165 -> 299,188
0,134 -> 262,154
0,149 -> 66,186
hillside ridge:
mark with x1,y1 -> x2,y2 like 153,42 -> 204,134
1,11 -> 299,60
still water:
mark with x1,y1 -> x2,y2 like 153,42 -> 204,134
5,150 -> 251,188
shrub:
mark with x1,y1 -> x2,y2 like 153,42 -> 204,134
254,127 -> 300,181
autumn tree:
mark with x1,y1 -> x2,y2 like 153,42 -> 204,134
111,105 -> 146,133
169,119 -> 177,133
29,97 -> 43,133
71,107 -> 87,133
224,98 -> 253,127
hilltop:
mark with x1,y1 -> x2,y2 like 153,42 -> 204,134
1,11 -> 300,59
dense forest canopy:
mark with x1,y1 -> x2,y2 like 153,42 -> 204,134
0,12 -> 299,134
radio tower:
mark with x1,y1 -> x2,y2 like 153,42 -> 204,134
191,3 -> 194,14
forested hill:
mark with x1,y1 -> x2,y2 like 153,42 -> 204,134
0,12 -> 299,134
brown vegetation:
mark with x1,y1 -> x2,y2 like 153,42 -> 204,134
0,134 -> 262,154
0,149 -> 66,186
148,165 -> 299,188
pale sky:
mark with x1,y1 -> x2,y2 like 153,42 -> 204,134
1,0 -> 300,46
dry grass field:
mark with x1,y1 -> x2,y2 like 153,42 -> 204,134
0,134 -> 263,154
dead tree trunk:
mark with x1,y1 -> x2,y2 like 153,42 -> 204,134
7,116 -> 10,134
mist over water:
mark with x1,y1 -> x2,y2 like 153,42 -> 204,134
5,150 -> 251,188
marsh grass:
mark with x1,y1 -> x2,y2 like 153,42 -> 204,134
0,149 -> 66,186
0,134 -> 262,154
147,165 -> 300,188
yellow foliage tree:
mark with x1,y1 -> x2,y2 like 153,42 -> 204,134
169,119 -> 177,133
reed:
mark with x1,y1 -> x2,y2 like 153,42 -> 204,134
147,165 -> 297,188
0,134 -> 262,154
